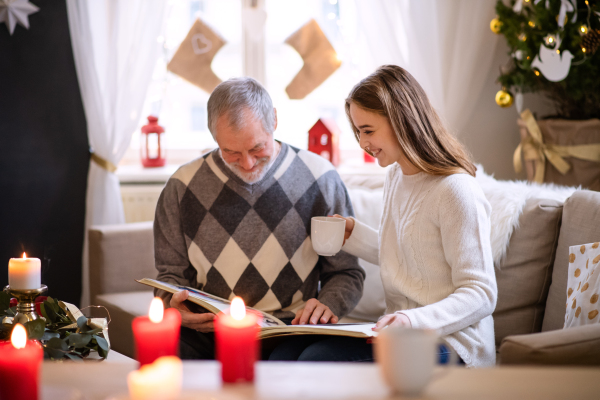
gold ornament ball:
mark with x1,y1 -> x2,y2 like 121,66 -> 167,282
495,90 -> 513,108
490,18 -> 502,34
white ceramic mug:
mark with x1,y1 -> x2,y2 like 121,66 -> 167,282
375,327 -> 447,396
310,217 -> 346,256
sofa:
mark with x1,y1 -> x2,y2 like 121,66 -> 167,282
89,171 -> 600,364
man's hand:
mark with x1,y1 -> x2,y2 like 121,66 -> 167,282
170,290 -> 215,332
373,313 -> 411,332
291,298 -> 338,325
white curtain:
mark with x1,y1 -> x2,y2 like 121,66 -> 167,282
66,0 -> 167,306
353,0 -> 498,135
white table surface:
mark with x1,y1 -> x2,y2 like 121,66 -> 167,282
41,358 -> 600,400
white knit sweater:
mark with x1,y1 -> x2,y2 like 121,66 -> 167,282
343,164 -> 498,367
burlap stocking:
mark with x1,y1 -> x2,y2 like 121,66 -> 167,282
167,19 -> 227,94
284,19 -> 341,100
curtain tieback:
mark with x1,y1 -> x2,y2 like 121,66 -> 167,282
90,150 -> 117,173
513,109 -> 600,183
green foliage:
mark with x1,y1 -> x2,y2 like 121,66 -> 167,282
24,319 -> 45,340
495,0 -> 600,119
0,296 -> 109,361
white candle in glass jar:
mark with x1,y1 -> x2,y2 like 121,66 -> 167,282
8,253 -> 41,290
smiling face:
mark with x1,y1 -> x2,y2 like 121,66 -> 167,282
349,103 -> 406,168
215,108 -> 278,183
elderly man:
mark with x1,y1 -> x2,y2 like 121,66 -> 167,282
154,77 -> 364,360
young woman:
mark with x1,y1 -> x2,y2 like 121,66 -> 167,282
335,65 -> 498,367
268,65 -> 497,366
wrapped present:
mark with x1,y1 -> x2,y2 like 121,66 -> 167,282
564,242 -> 600,328
514,109 -> 600,190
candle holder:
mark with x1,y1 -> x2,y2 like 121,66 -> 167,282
3,285 -> 48,324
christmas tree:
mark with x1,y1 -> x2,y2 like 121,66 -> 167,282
492,0 -> 600,119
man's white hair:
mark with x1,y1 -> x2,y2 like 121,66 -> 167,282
207,77 -> 275,137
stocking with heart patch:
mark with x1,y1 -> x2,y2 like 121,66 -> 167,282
167,19 -> 227,93
284,19 -> 341,100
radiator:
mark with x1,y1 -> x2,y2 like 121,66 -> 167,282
120,184 -> 164,223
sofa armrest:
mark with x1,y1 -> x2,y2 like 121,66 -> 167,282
89,221 -> 156,303
499,324 -> 600,366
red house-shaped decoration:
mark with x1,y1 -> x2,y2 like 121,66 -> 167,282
308,118 -> 340,166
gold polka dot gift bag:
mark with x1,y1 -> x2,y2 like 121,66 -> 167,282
564,242 -> 600,328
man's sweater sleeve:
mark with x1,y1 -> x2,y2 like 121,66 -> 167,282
153,178 -> 192,304
316,173 -> 366,318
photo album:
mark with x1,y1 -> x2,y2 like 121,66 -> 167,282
137,278 -> 376,339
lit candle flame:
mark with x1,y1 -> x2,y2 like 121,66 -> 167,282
128,356 -> 182,400
230,297 -> 246,321
11,323 -> 27,349
22,252 -> 27,259
149,297 -> 164,323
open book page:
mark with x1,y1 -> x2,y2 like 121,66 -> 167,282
260,323 -> 377,340
138,278 -> 376,336
136,278 -> 285,327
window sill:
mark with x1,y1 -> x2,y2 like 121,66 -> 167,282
116,164 -> 179,184
117,149 -> 387,185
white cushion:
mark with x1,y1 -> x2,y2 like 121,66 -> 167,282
96,291 -> 155,358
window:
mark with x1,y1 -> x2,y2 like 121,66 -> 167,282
123,0 -> 366,166
190,104 -> 207,132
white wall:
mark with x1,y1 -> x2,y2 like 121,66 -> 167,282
460,39 -> 555,180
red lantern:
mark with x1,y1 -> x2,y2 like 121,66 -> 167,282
308,118 -> 340,166
141,115 -> 166,168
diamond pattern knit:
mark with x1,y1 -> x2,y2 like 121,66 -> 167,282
154,143 -> 364,319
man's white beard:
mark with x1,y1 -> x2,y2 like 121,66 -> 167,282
221,153 -> 275,184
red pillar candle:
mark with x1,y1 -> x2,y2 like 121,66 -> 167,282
132,297 -> 182,367
0,324 -> 43,400
214,297 -> 261,383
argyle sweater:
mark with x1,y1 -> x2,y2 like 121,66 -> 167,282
154,142 -> 364,319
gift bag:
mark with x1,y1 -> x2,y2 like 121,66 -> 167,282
564,242 -> 600,328
514,109 -> 600,190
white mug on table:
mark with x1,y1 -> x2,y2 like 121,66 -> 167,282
310,216 -> 346,256
375,327 -> 456,396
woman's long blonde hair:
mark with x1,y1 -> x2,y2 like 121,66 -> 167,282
345,65 -> 476,177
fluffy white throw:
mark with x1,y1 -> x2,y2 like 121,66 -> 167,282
474,166 -> 577,268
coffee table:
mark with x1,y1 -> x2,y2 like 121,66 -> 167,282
41,358 -> 600,400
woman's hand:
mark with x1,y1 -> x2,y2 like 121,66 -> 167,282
170,290 -> 215,332
332,214 -> 355,245
373,313 -> 411,332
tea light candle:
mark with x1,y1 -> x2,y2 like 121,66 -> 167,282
128,356 -> 182,400
0,324 -> 44,400
132,297 -> 182,366
214,297 -> 261,383
8,253 -> 41,290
